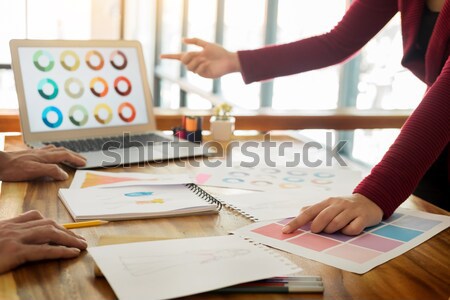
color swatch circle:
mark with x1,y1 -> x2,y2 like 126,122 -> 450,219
68,105 -> 89,126
223,178 -> 245,184
118,102 -> 136,123
314,172 -> 335,178
110,50 -> 128,70
283,177 -> 305,183
250,180 -> 273,186
85,50 -> 105,70
114,76 -> 132,96
60,50 -> 80,71
279,183 -> 302,189
228,171 -> 250,177
311,179 -> 332,185
64,77 -> 84,99
90,77 -> 109,97
261,168 -> 281,174
37,78 -> 59,100
94,103 -> 113,125
287,170 -> 307,176
33,50 -> 54,72
42,106 -> 63,128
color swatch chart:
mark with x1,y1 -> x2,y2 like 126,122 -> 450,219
233,208 -> 450,274
18,47 -> 148,132
195,165 -> 361,194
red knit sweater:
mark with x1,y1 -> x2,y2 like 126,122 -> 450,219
237,0 -> 450,218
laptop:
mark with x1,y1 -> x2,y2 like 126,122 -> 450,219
10,39 -> 205,169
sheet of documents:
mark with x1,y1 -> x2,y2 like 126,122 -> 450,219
89,235 -> 301,300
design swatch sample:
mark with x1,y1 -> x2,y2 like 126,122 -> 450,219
233,208 -> 450,274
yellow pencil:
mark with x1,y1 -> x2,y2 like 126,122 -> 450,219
63,220 -> 109,229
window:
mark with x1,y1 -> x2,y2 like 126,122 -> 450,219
154,0 -> 425,166
0,0 -> 122,109
351,15 -> 426,165
273,0 -> 345,110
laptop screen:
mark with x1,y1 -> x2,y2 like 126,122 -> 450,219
16,46 -> 149,133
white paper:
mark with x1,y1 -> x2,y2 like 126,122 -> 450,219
59,185 -> 217,221
194,165 -> 361,194
70,170 -> 194,189
233,208 -> 450,274
219,189 -> 334,221
89,235 -> 301,300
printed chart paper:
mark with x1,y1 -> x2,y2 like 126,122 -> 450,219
195,165 -> 361,194
233,208 -> 450,274
89,235 -> 301,300
59,185 -> 217,221
70,170 -> 193,189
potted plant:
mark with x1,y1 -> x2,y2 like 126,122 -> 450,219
209,102 -> 235,141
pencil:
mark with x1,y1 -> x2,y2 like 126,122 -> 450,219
63,220 -> 109,229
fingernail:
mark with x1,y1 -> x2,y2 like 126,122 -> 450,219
72,248 -> 81,253
282,225 -> 291,233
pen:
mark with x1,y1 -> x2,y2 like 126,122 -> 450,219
63,220 -> 109,229
214,285 -> 324,293
238,281 -> 323,287
259,276 -> 322,282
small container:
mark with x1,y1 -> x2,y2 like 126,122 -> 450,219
209,116 -> 235,141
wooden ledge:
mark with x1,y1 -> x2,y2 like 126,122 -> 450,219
154,108 -> 411,131
0,108 -> 411,133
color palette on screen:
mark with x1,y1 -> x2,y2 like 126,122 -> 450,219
236,208 -> 450,273
29,48 -> 145,131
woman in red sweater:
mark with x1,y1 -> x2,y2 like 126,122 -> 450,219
162,0 -> 449,235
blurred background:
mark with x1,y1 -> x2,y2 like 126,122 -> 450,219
0,0 -> 426,165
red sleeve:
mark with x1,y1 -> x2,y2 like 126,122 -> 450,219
237,0 -> 398,84
354,56 -> 450,218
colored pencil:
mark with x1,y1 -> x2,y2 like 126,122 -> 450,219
63,220 -> 109,229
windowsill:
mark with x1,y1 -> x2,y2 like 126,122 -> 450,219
0,108 -> 411,133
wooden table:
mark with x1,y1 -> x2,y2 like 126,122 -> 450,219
0,133 -> 449,300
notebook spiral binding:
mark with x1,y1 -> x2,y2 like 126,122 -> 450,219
186,183 -> 223,210
220,202 -> 260,222
243,237 -> 299,272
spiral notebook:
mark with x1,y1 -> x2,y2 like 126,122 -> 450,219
89,235 -> 301,300
58,184 -> 221,221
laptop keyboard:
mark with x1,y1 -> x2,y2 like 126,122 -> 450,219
44,133 -> 171,153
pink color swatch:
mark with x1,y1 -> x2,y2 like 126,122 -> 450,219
325,244 -> 381,263
350,234 -> 403,252
288,233 -> 340,251
251,223 -> 303,240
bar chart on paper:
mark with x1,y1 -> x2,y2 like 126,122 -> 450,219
233,208 -> 450,274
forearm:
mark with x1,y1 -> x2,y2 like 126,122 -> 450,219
238,0 -> 398,83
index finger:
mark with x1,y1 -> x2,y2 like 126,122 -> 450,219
41,150 -> 86,167
282,200 -> 331,233
160,53 -> 182,60
183,38 -> 208,47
